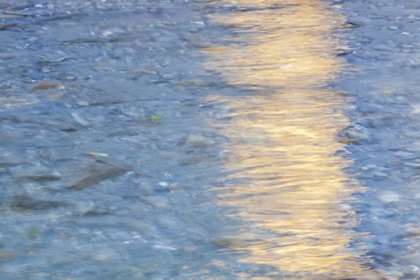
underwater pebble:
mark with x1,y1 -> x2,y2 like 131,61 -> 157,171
377,191 -> 401,203
389,270 -> 404,277
185,135 -> 215,147
158,181 -> 169,187
77,100 -> 90,107
142,195 -> 169,207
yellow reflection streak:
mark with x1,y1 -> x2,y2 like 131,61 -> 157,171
203,1 -> 376,278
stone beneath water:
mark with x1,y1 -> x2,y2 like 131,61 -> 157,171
377,191 -> 401,203
185,135 -> 215,148
0,251 -> 18,263
142,195 -> 168,207
10,194 -> 65,211
77,100 -> 90,107
393,151 -> 416,159
75,201 -> 110,216
61,161 -> 127,190
30,81 -> 59,91
178,154 -> 212,165
8,165 -> 61,180
0,152 -> 28,167
346,131 -> 370,140
158,181 -> 169,187
71,112 -> 91,127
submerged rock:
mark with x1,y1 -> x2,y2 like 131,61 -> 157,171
377,191 -> 401,203
0,152 -> 28,167
346,131 -> 370,140
0,251 -> 18,263
63,162 -> 127,190
185,135 -> 215,148
8,165 -> 61,180
141,195 -> 168,207
71,112 -> 91,127
74,201 -> 111,216
30,81 -> 59,91
10,194 -> 64,211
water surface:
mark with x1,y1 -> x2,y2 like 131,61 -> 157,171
1,0 -> 419,279
202,1 -> 375,278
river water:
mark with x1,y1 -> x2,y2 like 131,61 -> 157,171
1,0 -> 420,279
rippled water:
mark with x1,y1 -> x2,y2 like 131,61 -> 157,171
201,1 -> 374,278
1,0 -> 420,279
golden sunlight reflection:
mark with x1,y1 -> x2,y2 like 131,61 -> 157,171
203,1 -> 378,278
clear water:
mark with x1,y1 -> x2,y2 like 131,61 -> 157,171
1,0 -> 420,279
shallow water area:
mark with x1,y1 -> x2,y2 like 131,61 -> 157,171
0,0 -> 420,279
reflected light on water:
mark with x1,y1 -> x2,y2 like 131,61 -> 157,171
203,1 -> 376,278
